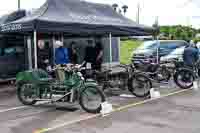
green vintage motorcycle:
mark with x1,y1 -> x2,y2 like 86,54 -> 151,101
16,64 -> 106,113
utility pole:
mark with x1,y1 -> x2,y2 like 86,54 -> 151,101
136,2 -> 140,24
186,16 -> 191,27
18,0 -> 20,10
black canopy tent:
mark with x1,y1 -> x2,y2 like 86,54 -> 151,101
0,0 -> 154,69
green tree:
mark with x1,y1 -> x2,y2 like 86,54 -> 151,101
159,25 -> 198,41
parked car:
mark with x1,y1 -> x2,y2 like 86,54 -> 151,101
160,46 -> 185,62
161,43 -> 200,63
132,40 -> 189,64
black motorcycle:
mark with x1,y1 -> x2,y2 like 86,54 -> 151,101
93,64 -> 152,98
134,60 -> 171,83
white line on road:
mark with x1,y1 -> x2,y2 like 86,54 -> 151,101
0,106 -> 27,113
37,88 -> 192,133
0,101 -> 50,113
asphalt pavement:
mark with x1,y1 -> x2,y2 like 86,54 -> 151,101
0,81 -> 197,133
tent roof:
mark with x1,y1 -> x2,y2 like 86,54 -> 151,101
0,0 -> 154,36
0,10 -> 26,25
0,15 -> 8,25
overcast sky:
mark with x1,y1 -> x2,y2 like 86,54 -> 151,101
1,0 -> 200,28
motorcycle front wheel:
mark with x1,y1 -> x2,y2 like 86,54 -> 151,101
174,68 -> 194,89
79,86 -> 106,114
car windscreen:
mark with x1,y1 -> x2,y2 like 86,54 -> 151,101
167,47 -> 185,56
137,41 -> 187,50
136,41 -> 157,50
159,41 -> 187,49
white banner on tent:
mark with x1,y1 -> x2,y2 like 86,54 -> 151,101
1,24 -> 22,32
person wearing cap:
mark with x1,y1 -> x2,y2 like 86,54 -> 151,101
55,41 -> 70,65
183,40 -> 199,67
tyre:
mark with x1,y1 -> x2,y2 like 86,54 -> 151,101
174,68 -> 194,89
79,86 -> 106,113
128,73 -> 152,98
17,83 -> 37,105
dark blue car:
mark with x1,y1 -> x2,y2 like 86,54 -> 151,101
132,40 -> 189,63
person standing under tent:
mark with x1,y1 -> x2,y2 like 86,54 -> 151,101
94,37 -> 103,71
83,38 -> 103,71
55,41 -> 70,65
37,40 -> 52,70
84,40 -> 96,68
54,40 -> 70,81
69,41 -> 78,64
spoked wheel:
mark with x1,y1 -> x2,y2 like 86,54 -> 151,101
17,83 -> 37,105
79,86 -> 106,113
174,69 -> 194,89
128,73 -> 152,98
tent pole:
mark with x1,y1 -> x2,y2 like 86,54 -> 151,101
109,33 -> 112,68
61,33 -> 64,43
52,35 -> 56,65
34,30 -> 38,69
118,37 -> 121,63
156,35 -> 160,64
27,36 -> 32,70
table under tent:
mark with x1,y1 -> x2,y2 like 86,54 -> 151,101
0,0 -> 154,78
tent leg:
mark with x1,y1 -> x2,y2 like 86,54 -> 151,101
118,37 -> 121,63
109,33 -> 112,68
27,36 -> 32,70
61,33 -> 64,43
156,36 -> 160,64
52,35 -> 56,65
34,30 -> 38,69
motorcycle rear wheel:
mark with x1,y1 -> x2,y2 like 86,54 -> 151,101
128,73 -> 152,98
17,83 -> 37,105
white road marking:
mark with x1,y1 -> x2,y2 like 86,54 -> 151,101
0,106 -> 27,113
37,88 -> 192,133
0,101 -> 50,113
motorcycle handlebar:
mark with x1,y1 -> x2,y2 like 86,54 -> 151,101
50,64 -> 87,73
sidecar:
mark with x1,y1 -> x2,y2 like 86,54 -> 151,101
16,69 -> 53,85
16,69 -> 55,105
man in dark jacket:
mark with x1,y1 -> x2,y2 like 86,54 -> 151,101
38,41 -> 52,70
84,39 -> 103,71
93,37 -> 103,71
183,41 -> 199,67
69,41 -> 78,64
